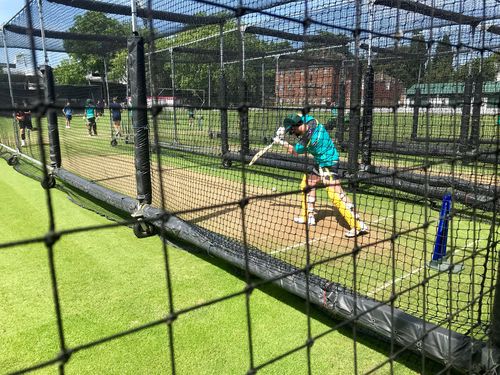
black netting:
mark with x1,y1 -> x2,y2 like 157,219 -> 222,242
0,0 -> 499,373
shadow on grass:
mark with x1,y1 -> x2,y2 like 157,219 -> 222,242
183,246 -> 453,375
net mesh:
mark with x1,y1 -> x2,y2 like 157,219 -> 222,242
0,0 -> 499,373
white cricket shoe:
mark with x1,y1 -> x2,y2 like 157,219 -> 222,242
21,140 -> 26,147
345,222 -> 369,238
293,215 -> 316,226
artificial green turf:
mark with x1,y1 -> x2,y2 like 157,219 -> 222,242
0,158 -> 449,374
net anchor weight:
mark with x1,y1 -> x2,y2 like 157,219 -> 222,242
7,155 -> 18,166
41,174 -> 56,189
131,203 -> 156,238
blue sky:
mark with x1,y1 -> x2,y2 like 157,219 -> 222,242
0,0 -> 22,25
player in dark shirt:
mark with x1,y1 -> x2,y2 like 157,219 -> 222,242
109,97 -> 122,138
15,101 -> 33,147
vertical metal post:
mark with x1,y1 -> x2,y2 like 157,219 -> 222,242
490,260 -> 500,348
37,0 -> 61,168
360,0 -> 375,168
170,48 -> 178,143
238,23 -> 249,155
261,58 -> 266,141
125,55 -> 131,136
36,0 -> 49,64
487,95 -> 499,343
411,88 -> 421,140
219,23 -> 229,161
459,75 -> 473,151
128,35 -> 152,204
261,59 -> 265,108
275,56 -> 279,107
2,28 -> 21,149
103,58 -> 111,108
469,73 -> 483,151
130,0 -> 138,34
40,64 -> 61,167
469,7 -> 486,153
367,0 -> 374,67
361,65 -> 374,168
336,65 -> 346,146
347,0 -> 362,175
103,58 -> 113,140
208,65 -> 211,107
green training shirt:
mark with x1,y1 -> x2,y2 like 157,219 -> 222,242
293,116 -> 339,167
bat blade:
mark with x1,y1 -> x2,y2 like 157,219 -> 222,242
249,142 -> 273,166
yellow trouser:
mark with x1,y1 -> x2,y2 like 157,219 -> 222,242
299,170 -> 361,231
299,174 -> 314,218
325,185 -> 360,230
321,168 -> 360,230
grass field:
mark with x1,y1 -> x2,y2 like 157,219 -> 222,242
0,159 -> 453,374
0,110 -> 496,339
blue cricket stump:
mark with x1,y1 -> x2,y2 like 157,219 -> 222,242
429,192 -> 463,273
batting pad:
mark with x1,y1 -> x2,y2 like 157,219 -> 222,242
298,174 -> 308,219
326,186 -> 361,230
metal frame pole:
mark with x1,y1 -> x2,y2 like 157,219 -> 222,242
36,0 -> 49,64
2,28 -> 21,150
170,48 -> 178,143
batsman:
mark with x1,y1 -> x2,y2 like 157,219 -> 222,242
273,113 -> 369,238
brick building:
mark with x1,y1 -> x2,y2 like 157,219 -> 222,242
275,65 -> 403,107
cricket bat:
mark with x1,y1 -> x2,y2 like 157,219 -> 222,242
249,142 -> 274,166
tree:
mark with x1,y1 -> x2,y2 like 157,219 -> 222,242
108,50 -> 128,84
372,32 -> 427,87
424,34 -> 454,83
454,54 -> 499,82
53,57 -> 87,85
151,19 -> 293,105
62,11 -> 129,79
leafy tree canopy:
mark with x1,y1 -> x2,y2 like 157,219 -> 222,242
63,11 -> 129,78
53,57 -> 87,85
372,32 -> 428,87
454,54 -> 499,82
424,34 -> 453,83
150,17 -> 294,104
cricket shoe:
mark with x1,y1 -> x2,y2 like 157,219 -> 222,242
21,140 -> 26,147
293,215 -> 316,226
345,221 -> 369,238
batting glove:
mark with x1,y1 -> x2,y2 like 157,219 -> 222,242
275,126 -> 285,140
273,136 -> 286,146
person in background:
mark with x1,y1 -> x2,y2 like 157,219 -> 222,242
83,99 -> 98,136
96,99 -> 104,117
109,97 -> 122,138
62,101 -> 73,129
197,109 -> 203,130
326,100 -> 338,130
15,101 -> 33,147
188,107 -> 195,127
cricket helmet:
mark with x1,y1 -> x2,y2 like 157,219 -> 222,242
283,114 -> 303,134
